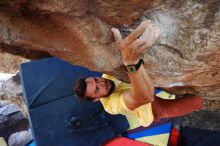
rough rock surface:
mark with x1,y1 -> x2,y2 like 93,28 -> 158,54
144,0 -> 220,100
0,0 -> 219,101
0,52 -> 29,74
8,129 -> 32,146
0,74 -> 28,117
0,103 -> 29,140
0,100 -> 10,108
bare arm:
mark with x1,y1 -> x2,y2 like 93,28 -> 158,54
111,20 -> 160,110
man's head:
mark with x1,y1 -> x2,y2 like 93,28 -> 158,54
74,77 -> 115,101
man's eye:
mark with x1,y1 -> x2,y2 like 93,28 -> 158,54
95,86 -> 99,94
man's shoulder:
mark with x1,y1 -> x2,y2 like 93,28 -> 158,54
100,92 -> 124,114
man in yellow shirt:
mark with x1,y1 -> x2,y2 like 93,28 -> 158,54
74,20 -> 204,127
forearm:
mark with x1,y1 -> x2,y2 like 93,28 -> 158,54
128,64 -> 154,105
111,20 -> 159,110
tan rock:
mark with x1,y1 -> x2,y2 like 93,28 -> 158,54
0,0 -> 219,100
0,52 -> 29,74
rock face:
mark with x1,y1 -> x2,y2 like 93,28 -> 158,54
144,0 -> 220,100
0,74 -> 28,117
0,103 -> 29,140
8,129 -> 32,146
0,52 -> 29,74
0,0 -> 219,100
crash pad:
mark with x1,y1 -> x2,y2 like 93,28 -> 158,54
124,119 -> 173,146
20,57 -> 129,146
104,137 -> 152,146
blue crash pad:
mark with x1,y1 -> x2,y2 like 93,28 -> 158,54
20,57 -> 129,146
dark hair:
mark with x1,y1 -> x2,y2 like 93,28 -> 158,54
74,78 -> 93,101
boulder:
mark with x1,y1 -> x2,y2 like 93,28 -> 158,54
0,100 -> 10,108
8,129 -> 32,146
0,103 -> 29,140
0,74 -> 28,117
0,52 -> 29,74
0,0 -> 219,100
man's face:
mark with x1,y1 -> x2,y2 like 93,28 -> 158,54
85,77 -> 115,100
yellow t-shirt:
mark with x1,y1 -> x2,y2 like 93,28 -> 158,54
100,74 -> 154,129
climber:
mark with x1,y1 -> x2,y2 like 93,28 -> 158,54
74,20 -> 204,127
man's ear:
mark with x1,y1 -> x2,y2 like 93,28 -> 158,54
92,98 -> 100,102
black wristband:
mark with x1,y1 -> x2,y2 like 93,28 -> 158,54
124,59 -> 144,73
